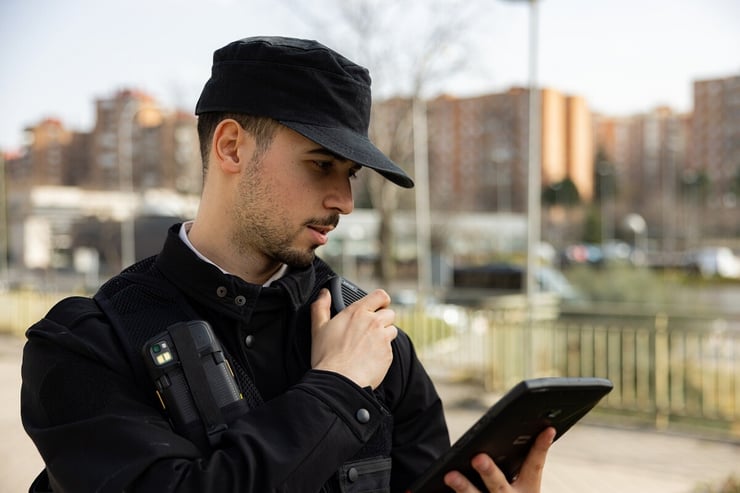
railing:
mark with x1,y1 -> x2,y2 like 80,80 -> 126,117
0,290 -> 74,337
399,300 -> 740,440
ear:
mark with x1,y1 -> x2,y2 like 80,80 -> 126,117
212,119 -> 254,174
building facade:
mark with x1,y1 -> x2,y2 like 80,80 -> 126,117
692,75 -> 740,204
3,89 -> 202,275
3,73 -> 739,277
422,87 -> 594,214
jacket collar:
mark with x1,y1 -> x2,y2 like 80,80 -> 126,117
155,223 -> 320,316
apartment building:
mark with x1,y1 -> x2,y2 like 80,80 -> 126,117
422,87 -> 593,213
692,75 -> 740,203
593,108 -> 686,243
590,74 -> 739,242
425,89 -> 528,212
7,89 -> 201,194
5,118 -> 73,187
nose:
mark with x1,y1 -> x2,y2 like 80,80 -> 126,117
324,175 -> 354,215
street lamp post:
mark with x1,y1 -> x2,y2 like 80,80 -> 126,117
118,98 -> 138,269
505,0 -> 541,379
524,0 -> 541,307
624,213 -> 648,264
0,153 -> 8,286
598,161 -> 614,244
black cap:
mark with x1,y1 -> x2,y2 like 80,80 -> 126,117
195,36 -> 414,188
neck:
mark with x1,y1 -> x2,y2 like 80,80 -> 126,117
187,217 -> 283,285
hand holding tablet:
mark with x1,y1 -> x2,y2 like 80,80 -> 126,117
408,377 -> 613,493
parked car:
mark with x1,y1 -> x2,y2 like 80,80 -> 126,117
683,247 -> 740,279
449,263 -> 582,303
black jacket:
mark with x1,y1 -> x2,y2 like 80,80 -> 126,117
21,224 -> 450,492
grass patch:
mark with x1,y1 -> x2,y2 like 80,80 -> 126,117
693,475 -> 740,493
565,264 -> 682,305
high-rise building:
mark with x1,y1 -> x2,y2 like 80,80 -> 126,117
88,89 -> 165,190
5,89 -> 202,194
426,89 -> 529,213
565,95 -> 594,203
692,75 -> 740,204
423,87 -> 593,213
6,118 -> 72,188
594,107 -> 691,247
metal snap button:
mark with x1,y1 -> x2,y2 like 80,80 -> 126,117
347,467 -> 359,482
245,335 -> 255,348
235,295 -> 246,306
216,286 -> 228,298
355,408 -> 370,424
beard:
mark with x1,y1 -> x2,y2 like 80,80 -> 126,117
271,215 -> 339,268
232,160 -> 339,269
246,214 -> 338,268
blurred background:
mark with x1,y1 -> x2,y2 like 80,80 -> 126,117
1,1 -> 739,492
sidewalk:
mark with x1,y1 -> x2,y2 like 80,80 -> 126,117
0,335 -> 43,493
435,379 -> 740,493
2,333 -> 738,492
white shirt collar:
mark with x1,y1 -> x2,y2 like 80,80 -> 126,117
178,221 -> 288,287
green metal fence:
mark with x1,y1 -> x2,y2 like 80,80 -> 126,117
0,290 -> 73,337
399,301 -> 740,439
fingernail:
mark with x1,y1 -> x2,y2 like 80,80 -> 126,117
445,473 -> 463,488
476,457 -> 492,472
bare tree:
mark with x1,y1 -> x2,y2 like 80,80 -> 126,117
282,0 -> 489,286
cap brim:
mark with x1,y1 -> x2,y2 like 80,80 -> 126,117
280,121 -> 414,189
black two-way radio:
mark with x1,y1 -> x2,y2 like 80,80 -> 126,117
329,275 -> 368,313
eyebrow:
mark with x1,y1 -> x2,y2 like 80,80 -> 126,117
306,146 -> 361,170
306,146 -> 347,161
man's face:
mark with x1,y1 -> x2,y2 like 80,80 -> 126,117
231,126 -> 359,268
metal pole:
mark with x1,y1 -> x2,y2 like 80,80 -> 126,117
525,0 -> 541,301
414,97 -> 433,301
118,99 -> 137,269
524,0 -> 541,378
0,153 -> 8,286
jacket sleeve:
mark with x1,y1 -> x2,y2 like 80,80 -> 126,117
21,298 -> 387,493
383,330 -> 452,491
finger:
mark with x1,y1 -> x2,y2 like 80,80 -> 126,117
386,321 -> 399,341
311,288 -> 332,330
471,453 -> 510,492
371,307 -> 397,330
351,288 -> 391,312
513,426 -> 556,490
443,470 -> 480,493
355,306 -> 398,343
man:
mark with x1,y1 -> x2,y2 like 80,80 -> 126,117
21,36 -> 553,492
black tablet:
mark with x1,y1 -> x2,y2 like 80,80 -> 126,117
407,377 -> 613,493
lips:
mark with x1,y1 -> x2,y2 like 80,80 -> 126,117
307,224 -> 333,245
305,215 -> 339,246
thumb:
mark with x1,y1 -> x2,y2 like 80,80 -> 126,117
311,288 -> 332,331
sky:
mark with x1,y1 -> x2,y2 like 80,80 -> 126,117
1,0 -> 738,151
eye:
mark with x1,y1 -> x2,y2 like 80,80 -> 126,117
311,159 -> 360,180
312,160 -> 334,173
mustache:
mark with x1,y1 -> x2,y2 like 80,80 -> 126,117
305,214 -> 340,229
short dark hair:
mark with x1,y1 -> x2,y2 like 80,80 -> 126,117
196,112 -> 280,171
